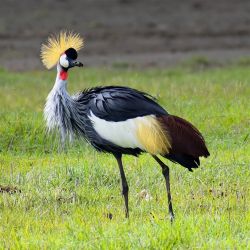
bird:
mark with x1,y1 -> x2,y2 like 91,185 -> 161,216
41,31 -> 210,220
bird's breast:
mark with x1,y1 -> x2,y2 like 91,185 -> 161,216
88,111 -> 171,155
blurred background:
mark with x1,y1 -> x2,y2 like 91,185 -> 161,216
1,0 -> 250,71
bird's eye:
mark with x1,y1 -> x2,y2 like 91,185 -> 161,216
59,54 -> 69,68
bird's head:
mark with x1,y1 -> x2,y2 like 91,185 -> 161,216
59,48 -> 83,70
40,31 -> 84,73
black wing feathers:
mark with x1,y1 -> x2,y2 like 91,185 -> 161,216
76,86 -> 167,121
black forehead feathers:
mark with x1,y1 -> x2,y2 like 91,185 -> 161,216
65,48 -> 78,60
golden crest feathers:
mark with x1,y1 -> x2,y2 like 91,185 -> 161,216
40,31 -> 84,69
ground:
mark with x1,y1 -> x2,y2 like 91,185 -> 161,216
1,0 -> 250,70
0,65 -> 249,248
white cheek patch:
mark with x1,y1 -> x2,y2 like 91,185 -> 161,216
59,54 -> 69,68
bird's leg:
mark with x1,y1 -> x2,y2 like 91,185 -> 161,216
152,155 -> 175,222
114,154 -> 129,218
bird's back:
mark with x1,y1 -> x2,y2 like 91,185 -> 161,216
75,86 -> 168,120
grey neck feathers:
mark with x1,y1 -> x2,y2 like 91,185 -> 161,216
44,64 -> 87,143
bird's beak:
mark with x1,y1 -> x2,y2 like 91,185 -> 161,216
73,61 -> 83,67
68,59 -> 83,68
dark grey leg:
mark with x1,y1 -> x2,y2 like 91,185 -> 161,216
114,154 -> 129,218
152,155 -> 175,221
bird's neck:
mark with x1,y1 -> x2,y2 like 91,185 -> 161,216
44,66 -> 73,141
44,65 -> 88,144
53,66 -> 69,92
58,70 -> 68,81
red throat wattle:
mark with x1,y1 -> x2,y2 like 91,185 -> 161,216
59,70 -> 68,80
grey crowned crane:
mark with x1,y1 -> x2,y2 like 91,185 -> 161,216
41,31 -> 209,220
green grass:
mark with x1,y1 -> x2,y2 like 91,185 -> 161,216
0,66 -> 249,249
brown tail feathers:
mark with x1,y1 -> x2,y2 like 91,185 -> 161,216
158,115 -> 210,171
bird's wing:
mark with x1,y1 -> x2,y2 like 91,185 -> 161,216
79,86 -> 168,121
73,86 -> 170,155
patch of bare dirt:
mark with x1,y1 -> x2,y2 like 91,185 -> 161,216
0,185 -> 21,194
1,0 -> 250,70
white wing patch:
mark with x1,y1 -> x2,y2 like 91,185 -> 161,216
88,111 -> 155,150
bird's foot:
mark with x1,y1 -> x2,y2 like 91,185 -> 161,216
170,212 -> 175,223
